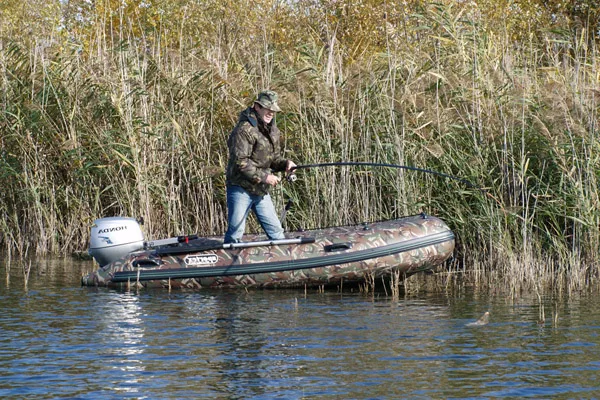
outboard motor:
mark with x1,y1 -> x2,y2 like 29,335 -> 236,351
89,217 -> 144,267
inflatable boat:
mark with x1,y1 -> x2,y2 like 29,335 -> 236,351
81,213 -> 455,289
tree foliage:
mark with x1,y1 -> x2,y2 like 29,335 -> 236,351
0,0 -> 60,40
2,1 -> 597,57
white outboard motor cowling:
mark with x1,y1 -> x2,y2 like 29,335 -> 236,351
89,217 -> 145,267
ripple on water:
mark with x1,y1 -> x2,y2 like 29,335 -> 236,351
2,260 -> 600,398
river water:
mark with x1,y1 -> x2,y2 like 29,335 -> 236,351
1,258 -> 600,399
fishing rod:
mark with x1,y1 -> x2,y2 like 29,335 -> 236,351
279,161 -> 492,225
287,161 -> 485,193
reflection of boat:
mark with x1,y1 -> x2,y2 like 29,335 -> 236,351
81,214 -> 455,289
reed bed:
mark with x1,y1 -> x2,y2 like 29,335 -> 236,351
0,2 -> 598,291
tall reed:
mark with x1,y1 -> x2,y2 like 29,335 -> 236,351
0,2 -> 598,291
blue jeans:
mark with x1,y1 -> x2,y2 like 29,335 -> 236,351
224,185 -> 285,243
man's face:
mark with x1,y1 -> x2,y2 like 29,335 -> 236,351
255,105 -> 275,124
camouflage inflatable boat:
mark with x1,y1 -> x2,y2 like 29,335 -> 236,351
81,214 -> 455,289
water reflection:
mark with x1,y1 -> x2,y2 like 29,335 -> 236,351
97,293 -> 147,395
1,258 -> 600,398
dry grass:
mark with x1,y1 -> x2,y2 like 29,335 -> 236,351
0,2 -> 598,291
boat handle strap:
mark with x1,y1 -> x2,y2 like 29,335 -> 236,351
324,242 -> 353,252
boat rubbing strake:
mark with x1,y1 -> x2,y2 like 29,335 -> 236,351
82,214 -> 455,289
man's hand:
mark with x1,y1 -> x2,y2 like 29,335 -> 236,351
265,174 -> 281,186
286,160 -> 297,172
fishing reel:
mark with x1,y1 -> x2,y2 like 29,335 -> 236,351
286,173 -> 297,182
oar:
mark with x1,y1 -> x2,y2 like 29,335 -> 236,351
154,236 -> 316,255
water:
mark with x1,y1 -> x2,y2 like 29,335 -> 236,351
2,258 -> 600,399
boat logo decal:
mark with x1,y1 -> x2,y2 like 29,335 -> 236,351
98,236 -> 113,244
184,254 -> 218,266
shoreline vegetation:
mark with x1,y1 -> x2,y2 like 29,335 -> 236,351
1,1 -> 599,292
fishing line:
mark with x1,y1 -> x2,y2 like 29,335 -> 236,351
279,161 -> 497,225
288,161 -> 486,193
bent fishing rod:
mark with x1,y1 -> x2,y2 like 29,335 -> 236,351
279,161 -> 494,224
287,161 -> 485,193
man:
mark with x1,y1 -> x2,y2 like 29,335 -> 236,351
224,90 -> 296,243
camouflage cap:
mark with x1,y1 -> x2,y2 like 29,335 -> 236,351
255,90 -> 282,112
